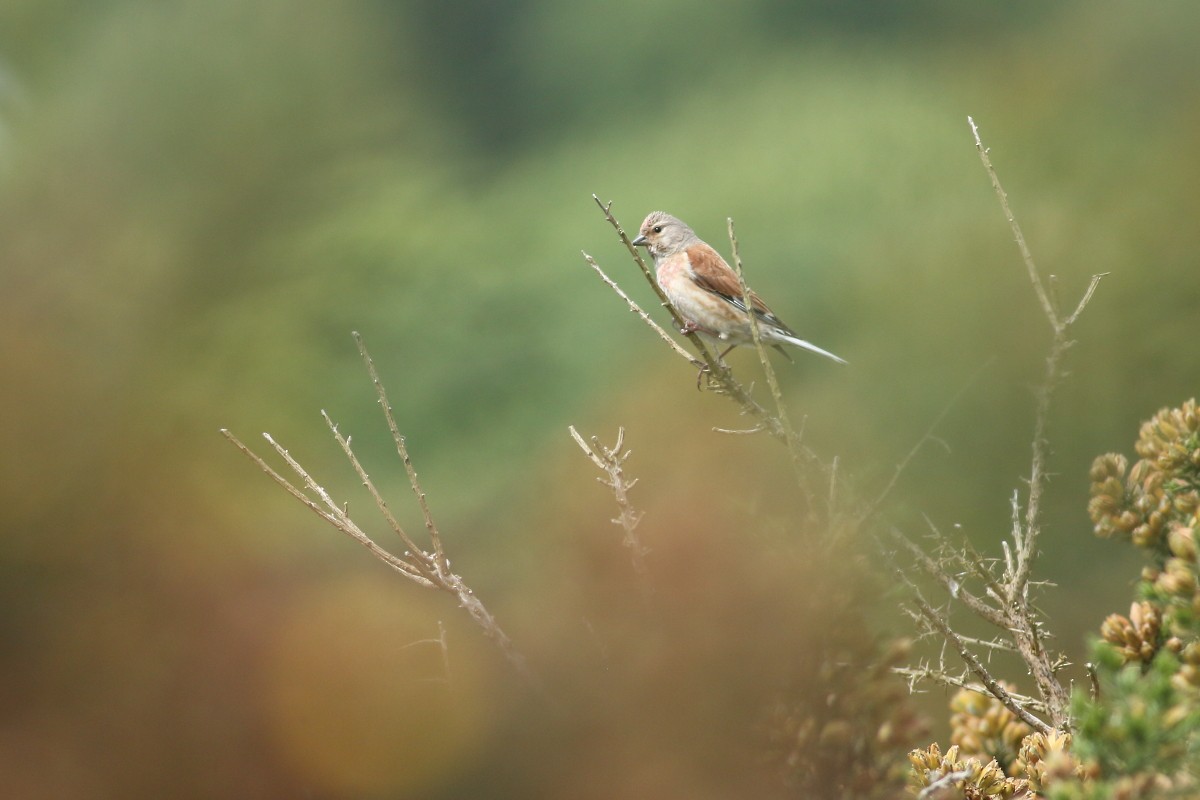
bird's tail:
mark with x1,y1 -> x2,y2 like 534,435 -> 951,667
779,333 -> 847,365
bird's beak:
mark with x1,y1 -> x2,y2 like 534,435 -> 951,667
631,234 -> 647,247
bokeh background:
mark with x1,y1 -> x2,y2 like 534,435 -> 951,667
2,0 -> 1198,796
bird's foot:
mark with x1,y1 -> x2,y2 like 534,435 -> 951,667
679,321 -> 702,336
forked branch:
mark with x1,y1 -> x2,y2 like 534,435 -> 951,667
568,425 -> 650,584
893,119 -> 1108,730
223,334 -> 537,688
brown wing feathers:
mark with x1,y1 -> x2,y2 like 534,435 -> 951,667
685,244 -> 788,329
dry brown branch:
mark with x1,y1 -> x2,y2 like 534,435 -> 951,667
889,527 -> 1009,629
894,665 -> 1047,714
222,335 -> 537,688
353,331 -> 450,575
221,429 -> 436,586
727,217 -> 808,495
891,120 -> 1109,731
568,425 -> 650,583
579,251 -> 700,367
591,193 -> 688,332
968,116 -> 1107,599
967,117 -> 1055,327
918,769 -> 976,800
969,116 -> 1105,723
897,568 -> 1052,735
711,424 -> 767,435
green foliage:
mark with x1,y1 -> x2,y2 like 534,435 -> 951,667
1071,645 -> 1200,780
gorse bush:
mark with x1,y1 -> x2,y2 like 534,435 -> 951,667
909,397 -> 1200,799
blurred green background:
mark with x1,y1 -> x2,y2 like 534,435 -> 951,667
2,0 -> 1198,796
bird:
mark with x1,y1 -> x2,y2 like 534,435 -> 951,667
631,211 -> 847,367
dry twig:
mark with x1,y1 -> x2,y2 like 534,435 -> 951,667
891,118 -> 1109,730
896,566 -> 1052,735
222,334 -> 537,688
579,252 -> 700,367
727,217 -> 808,494
568,426 -> 650,584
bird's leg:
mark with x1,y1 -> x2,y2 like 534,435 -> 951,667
678,321 -> 711,389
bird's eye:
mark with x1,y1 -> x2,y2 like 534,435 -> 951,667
652,225 -> 662,233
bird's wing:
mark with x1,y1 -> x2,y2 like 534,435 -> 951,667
685,243 -> 788,327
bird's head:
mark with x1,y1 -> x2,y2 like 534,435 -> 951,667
631,211 -> 696,258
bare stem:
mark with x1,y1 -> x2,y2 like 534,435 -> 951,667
893,119 -> 1109,729
893,665 -> 1048,713
354,331 -> 450,576
568,425 -> 651,585
322,410 -> 435,579
221,333 -> 539,689
968,115 -> 1056,329
592,193 -> 687,331
580,251 -> 701,366
221,429 -> 434,587
728,217 -> 807,494
968,116 -> 1107,601
900,569 -> 1052,735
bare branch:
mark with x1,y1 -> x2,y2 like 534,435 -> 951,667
937,117 -> 1111,728
899,569 -> 1052,735
712,424 -> 766,436
354,331 -> 450,576
728,217 -> 808,494
592,193 -> 680,327
221,429 -> 435,587
968,115 -> 1057,330
889,527 -> 1009,629
322,410 -> 435,580
222,334 -> 540,690
893,666 -> 1048,714
1064,272 -> 1109,326
918,769 -> 975,800
580,251 -> 700,366
569,425 -> 650,584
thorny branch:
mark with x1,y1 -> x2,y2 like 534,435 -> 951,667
968,116 -> 1106,600
897,567 -> 1053,735
892,119 -> 1108,730
223,334 -> 537,688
